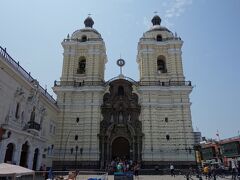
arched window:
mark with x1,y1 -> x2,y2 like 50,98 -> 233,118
118,86 -> 124,96
20,141 -> 29,167
32,148 -> 39,170
4,143 -> 15,163
15,102 -> 20,119
157,56 -> 167,73
157,34 -> 162,41
81,35 -> 87,42
77,57 -> 86,74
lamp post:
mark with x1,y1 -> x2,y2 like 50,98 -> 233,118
75,145 -> 78,170
63,117 -> 79,170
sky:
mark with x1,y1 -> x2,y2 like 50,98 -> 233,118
1,0 -> 240,139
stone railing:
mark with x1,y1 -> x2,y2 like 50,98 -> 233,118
140,36 -> 182,42
63,37 -> 102,42
54,80 -> 191,87
54,80 -> 105,87
139,81 -> 191,86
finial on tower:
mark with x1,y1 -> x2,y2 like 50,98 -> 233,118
151,12 -> 161,26
117,58 -> 125,78
84,14 -> 94,28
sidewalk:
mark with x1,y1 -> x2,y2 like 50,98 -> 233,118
106,175 -> 231,180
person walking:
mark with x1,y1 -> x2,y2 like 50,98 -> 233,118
203,165 -> 209,179
133,162 -> 140,179
231,157 -> 238,180
170,164 -> 175,177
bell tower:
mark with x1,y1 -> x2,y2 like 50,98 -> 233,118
137,15 -> 185,82
53,16 -> 107,169
137,15 -> 195,168
61,16 -> 107,83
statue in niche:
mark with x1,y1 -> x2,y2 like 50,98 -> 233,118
30,107 -> 36,122
28,88 -> 40,106
15,87 -> 24,97
40,106 -> 46,118
128,113 -> 131,122
110,114 -> 114,123
118,112 -> 123,124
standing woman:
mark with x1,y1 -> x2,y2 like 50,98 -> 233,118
134,162 -> 140,178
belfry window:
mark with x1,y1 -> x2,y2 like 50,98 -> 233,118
77,57 -> 86,74
81,35 -> 87,42
157,34 -> 162,41
157,56 -> 167,73
118,86 -> 124,96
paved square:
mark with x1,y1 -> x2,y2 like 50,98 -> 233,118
77,175 -> 232,180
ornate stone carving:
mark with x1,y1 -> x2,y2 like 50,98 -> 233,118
100,79 -> 143,168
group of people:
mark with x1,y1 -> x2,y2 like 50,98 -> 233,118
202,163 -> 239,179
168,162 -> 239,179
108,157 -> 141,176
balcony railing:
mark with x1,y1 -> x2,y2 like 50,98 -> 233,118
27,121 -> 41,131
54,80 -> 105,87
63,37 -> 103,42
140,36 -> 182,42
139,81 -> 191,86
0,46 -> 57,105
54,80 -> 191,87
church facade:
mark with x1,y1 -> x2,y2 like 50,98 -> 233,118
52,15 -> 196,169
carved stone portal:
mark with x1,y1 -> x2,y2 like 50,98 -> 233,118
99,79 -> 143,168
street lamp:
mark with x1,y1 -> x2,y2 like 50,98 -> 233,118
63,117 -> 79,170
75,145 -> 78,170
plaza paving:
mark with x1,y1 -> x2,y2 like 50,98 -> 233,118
76,175 -> 232,180
107,175 -> 232,180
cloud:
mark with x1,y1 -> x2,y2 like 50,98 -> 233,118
163,0 -> 193,26
143,16 -> 151,29
142,0 -> 192,30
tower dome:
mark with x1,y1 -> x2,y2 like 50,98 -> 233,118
84,16 -> 94,28
151,15 -> 161,26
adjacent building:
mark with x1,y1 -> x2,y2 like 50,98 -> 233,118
0,47 -> 59,170
198,136 -> 240,167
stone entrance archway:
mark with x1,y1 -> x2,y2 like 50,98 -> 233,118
99,79 -> 143,169
4,143 -> 14,163
32,148 -> 39,170
112,137 -> 130,160
20,141 -> 29,167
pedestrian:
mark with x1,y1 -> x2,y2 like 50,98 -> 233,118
134,162 -> 140,178
170,164 -> 175,177
231,157 -> 238,180
203,165 -> 209,179
48,167 -> 54,180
